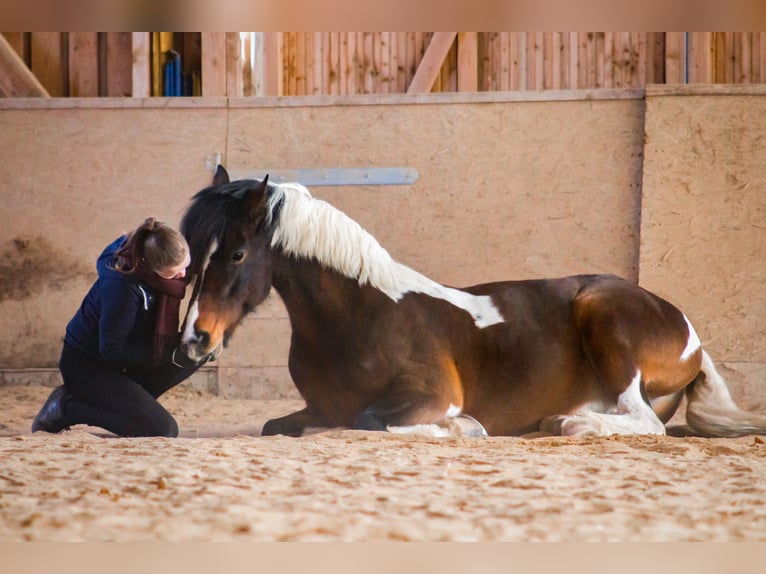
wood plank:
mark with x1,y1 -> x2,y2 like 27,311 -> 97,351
201,33 -> 226,96
339,32 -> 349,95
312,33 -> 323,95
457,32 -> 478,92
517,33 -> 528,90
130,32 -> 150,97
593,32 -> 606,88
603,32 -> 615,88
226,32 -> 242,97
396,32 -> 410,94
406,32 -> 457,94
329,32 -> 340,95
68,32 -> 98,97
738,32 -> 751,84
508,32 -> 527,91
262,32 -> 282,96
665,32 -> 686,84
568,32 -> 578,89
106,32 -> 131,96
688,32 -> 712,84
0,33 -> 49,96
760,32 -> 766,83
295,32 -> 306,95
380,32 -> 391,94
636,33 -> 646,88
645,32 -> 664,84
557,32 -> 570,89
31,32 -> 64,96
543,32 -> 554,89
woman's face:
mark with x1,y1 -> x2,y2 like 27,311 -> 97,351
157,251 -> 191,279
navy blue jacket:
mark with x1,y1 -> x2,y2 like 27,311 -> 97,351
65,236 -> 163,369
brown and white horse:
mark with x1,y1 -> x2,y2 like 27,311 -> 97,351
179,166 -> 766,438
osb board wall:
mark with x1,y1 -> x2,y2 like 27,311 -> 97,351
639,85 -> 766,408
0,94 -> 645,399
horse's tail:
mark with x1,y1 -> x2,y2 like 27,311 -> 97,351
684,349 -> 766,437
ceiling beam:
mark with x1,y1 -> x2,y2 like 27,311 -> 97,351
0,33 -> 49,97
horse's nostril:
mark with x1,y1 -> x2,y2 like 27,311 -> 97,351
197,330 -> 211,349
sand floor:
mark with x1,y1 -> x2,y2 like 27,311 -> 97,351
1,384 -> 765,542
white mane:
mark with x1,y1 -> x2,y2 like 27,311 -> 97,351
266,182 -> 504,328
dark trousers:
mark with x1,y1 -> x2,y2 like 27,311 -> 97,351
58,343 -> 200,437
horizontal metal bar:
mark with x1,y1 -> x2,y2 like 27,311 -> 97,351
227,167 -> 419,187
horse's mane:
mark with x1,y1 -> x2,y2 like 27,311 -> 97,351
182,178 -> 503,326
267,182 -> 420,300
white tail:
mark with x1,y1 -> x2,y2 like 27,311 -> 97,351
685,350 -> 766,437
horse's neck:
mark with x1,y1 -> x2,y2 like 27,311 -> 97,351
272,254 -> 387,332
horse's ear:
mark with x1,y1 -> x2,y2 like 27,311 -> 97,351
242,175 -> 272,220
213,165 -> 230,186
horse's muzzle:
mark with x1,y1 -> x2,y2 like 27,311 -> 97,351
180,332 -> 223,363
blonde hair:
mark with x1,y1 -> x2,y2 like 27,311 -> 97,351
114,218 -> 189,274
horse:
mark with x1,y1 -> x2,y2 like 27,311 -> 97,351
178,166 -> 766,438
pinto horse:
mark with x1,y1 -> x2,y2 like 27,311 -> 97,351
179,166 -> 766,438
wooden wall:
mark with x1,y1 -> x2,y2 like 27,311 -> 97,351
241,32 -> 766,95
3,33 -> 766,98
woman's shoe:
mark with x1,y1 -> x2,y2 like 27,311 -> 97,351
31,385 -> 70,433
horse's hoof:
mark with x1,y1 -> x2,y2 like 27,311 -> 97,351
451,414 -> 488,437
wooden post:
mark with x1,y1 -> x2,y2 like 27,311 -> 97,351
407,32 -> 457,94
457,32 -> 478,92
0,33 -> 49,96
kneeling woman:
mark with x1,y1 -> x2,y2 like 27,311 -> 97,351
32,218 -> 206,437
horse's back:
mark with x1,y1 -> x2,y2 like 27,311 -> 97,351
457,274 -> 700,434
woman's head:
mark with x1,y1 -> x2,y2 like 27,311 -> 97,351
115,218 -> 190,279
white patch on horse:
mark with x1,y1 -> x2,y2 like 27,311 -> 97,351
680,313 -> 701,361
267,182 -> 504,328
541,370 -> 666,436
182,300 -> 199,343
446,403 -> 462,418
387,424 -> 452,438
181,238 -> 217,346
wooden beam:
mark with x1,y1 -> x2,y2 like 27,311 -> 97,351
131,32 -> 150,97
201,32 -> 227,96
457,32 -> 478,92
0,33 -> 49,96
407,32 -> 457,94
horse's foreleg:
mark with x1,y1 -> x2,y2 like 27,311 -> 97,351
261,408 -> 327,437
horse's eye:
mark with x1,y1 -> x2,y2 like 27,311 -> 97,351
231,251 -> 246,264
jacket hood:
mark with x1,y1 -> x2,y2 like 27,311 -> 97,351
96,235 -> 129,280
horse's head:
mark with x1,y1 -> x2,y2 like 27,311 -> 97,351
179,166 -> 280,361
